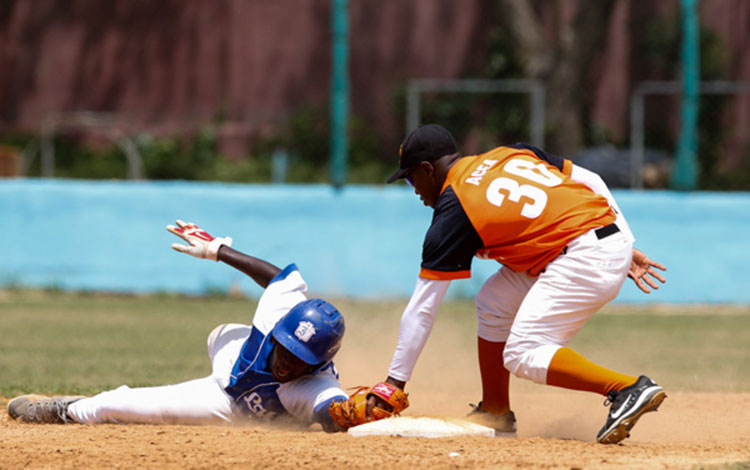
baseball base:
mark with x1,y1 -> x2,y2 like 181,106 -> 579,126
347,417 -> 495,438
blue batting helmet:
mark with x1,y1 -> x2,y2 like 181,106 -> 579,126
271,298 -> 345,365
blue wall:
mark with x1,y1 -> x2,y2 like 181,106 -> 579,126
2,179 -> 749,303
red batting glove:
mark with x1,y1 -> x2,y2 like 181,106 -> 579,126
166,220 -> 232,261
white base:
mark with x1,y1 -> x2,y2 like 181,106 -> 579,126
347,417 -> 496,438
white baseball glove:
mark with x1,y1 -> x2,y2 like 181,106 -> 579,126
166,220 -> 232,262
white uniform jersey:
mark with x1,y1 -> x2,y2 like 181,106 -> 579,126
68,264 -> 347,429
225,263 -> 346,424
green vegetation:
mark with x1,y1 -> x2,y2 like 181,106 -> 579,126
2,9 -> 749,189
636,14 -> 750,190
571,309 -> 750,392
0,291 -> 748,398
5,106 -> 394,184
0,292 -> 245,396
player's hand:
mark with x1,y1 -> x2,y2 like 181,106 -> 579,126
166,220 -> 232,262
628,248 -> 666,294
329,380 -> 409,429
366,377 -> 406,417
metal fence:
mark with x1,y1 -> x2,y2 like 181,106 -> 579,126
629,80 -> 750,189
405,78 -> 546,149
21,112 -> 144,180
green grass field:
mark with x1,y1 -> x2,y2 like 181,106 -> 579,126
1,290 -> 748,398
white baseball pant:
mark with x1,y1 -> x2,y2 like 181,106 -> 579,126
67,323 -> 248,425
475,227 -> 633,384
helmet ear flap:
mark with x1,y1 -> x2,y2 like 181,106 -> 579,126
271,299 -> 345,365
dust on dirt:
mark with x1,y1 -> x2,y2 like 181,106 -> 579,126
2,391 -> 749,470
2,306 -> 749,469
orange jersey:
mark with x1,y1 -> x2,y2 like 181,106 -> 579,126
419,144 -> 616,280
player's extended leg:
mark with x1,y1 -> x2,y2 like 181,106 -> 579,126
477,337 -> 510,415
66,376 -> 237,425
546,346 -> 635,395
8,377 -> 237,425
473,267 -> 535,434
502,229 -> 665,443
64,323 -> 252,425
11,323 -> 252,426
502,231 -> 633,386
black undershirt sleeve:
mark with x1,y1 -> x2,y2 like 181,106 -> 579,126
421,186 -> 484,274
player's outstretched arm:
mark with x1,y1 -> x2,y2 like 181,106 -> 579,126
167,220 -> 281,288
216,245 -> 281,289
628,248 -> 667,294
167,220 -> 232,261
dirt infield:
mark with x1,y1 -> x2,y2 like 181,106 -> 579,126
2,301 -> 748,469
2,390 -> 749,469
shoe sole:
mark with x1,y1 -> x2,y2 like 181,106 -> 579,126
8,394 -> 85,423
8,395 -> 50,420
466,409 -> 516,438
597,388 -> 667,444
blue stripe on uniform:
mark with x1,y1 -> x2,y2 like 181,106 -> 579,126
269,263 -> 299,285
314,395 -> 348,432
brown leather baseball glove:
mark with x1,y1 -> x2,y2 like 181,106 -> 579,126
329,382 -> 409,429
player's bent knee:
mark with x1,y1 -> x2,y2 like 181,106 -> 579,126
502,346 -> 522,374
207,324 -> 230,356
503,348 -> 540,383
475,303 -> 514,342
503,340 -> 560,384
207,323 -> 252,363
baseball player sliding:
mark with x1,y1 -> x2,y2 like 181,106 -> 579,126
8,221 -> 407,430
365,124 -> 668,444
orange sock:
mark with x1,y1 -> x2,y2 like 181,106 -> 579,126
546,347 -> 637,396
477,337 -> 511,414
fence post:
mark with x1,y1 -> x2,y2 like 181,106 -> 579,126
330,0 -> 349,189
672,0 -> 700,190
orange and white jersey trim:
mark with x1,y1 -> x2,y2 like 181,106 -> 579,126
419,144 -> 615,279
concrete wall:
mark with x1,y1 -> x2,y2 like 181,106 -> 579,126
2,179 -> 749,303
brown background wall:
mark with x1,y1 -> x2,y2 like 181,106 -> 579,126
1,0 -> 748,159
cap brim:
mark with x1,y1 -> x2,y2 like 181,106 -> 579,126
386,167 -> 409,184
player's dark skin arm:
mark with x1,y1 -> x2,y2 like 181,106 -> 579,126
216,245 -> 281,289
385,377 -> 406,390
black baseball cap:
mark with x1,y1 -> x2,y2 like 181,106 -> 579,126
385,124 -> 458,184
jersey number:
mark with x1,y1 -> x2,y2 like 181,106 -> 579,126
485,159 -> 562,219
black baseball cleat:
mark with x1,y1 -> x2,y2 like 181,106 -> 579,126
597,376 -> 666,444
8,395 -> 84,424
467,402 -> 517,438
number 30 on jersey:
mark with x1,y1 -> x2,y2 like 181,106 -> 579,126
486,159 -> 562,219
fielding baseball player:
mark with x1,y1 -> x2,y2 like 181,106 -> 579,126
8,220 -> 407,431
371,124 -> 668,444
